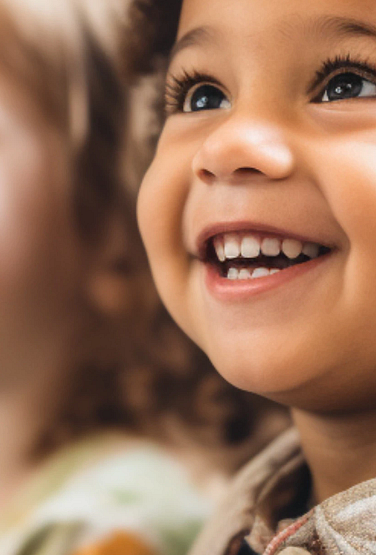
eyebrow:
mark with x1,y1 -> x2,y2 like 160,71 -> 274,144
169,26 -> 216,63
170,16 -> 376,65
280,14 -> 376,42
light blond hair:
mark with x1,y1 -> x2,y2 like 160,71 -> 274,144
0,0 -> 126,140
0,0 -> 133,240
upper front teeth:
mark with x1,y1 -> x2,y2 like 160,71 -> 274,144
241,236 -> 260,258
261,238 -> 280,257
214,234 -> 320,262
223,234 -> 240,259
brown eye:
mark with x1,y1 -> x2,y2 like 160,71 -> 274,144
321,72 -> 376,102
184,84 -> 231,112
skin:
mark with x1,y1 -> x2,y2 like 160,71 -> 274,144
0,73 -> 131,510
138,0 -> 376,501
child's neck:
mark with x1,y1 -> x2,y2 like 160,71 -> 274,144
292,407 -> 376,504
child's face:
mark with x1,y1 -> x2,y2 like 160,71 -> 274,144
138,0 -> 376,411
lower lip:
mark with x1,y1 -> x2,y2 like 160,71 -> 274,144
204,254 -> 332,301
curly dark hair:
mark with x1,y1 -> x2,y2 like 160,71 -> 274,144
123,0 -> 183,75
52,299 -> 290,472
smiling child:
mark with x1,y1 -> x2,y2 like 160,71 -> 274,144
136,0 -> 376,553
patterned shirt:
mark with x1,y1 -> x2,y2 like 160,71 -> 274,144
189,428 -> 376,555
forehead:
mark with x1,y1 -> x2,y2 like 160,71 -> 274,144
177,0 -> 376,50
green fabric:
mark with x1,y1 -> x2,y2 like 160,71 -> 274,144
0,435 -> 212,555
17,524 -> 83,555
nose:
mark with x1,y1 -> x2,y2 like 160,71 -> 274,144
192,108 -> 296,183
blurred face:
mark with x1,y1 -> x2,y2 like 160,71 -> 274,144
0,75 -> 84,386
138,0 -> 376,412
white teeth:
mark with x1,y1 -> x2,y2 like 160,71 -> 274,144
241,236 -> 260,258
227,267 -> 239,280
252,267 -> 270,279
214,237 -> 226,262
302,242 -> 319,259
261,237 -> 281,257
215,233 -> 321,264
227,267 -> 272,280
270,268 -> 280,275
281,238 -> 303,259
238,268 -> 252,279
224,234 -> 241,259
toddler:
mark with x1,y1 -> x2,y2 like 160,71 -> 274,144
135,0 -> 376,553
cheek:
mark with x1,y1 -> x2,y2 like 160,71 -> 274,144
314,136 -> 376,266
138,142 -> 191,272
308,106 -> 376,237
308,136 -> 376,358
0,134 -> 54,259
138,145 -> 205,339
0,134 -> 79,341
319,143 -> 376,228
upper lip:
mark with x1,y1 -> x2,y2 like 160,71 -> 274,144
194,221 -> 336,259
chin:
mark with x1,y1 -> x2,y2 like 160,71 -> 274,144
207,345 -> 295,394
202,331 -> 333,408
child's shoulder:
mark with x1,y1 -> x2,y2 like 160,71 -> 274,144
189,428 -> 376,555
0,434 -> 212,555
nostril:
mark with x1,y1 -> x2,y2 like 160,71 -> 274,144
198,169 -> 216,183
198,167 -> 263,184
197,167 -> 264,184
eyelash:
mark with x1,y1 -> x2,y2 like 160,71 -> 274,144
164,54 -> 376,115
310,54 -> 376,100
164,70 -> 224,115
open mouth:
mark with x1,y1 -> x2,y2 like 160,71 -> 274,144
203,232 -> 331,280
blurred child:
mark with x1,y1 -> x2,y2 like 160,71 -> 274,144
0,1 -> 289,554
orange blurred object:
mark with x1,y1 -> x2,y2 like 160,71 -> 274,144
72,531 -> 155,555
